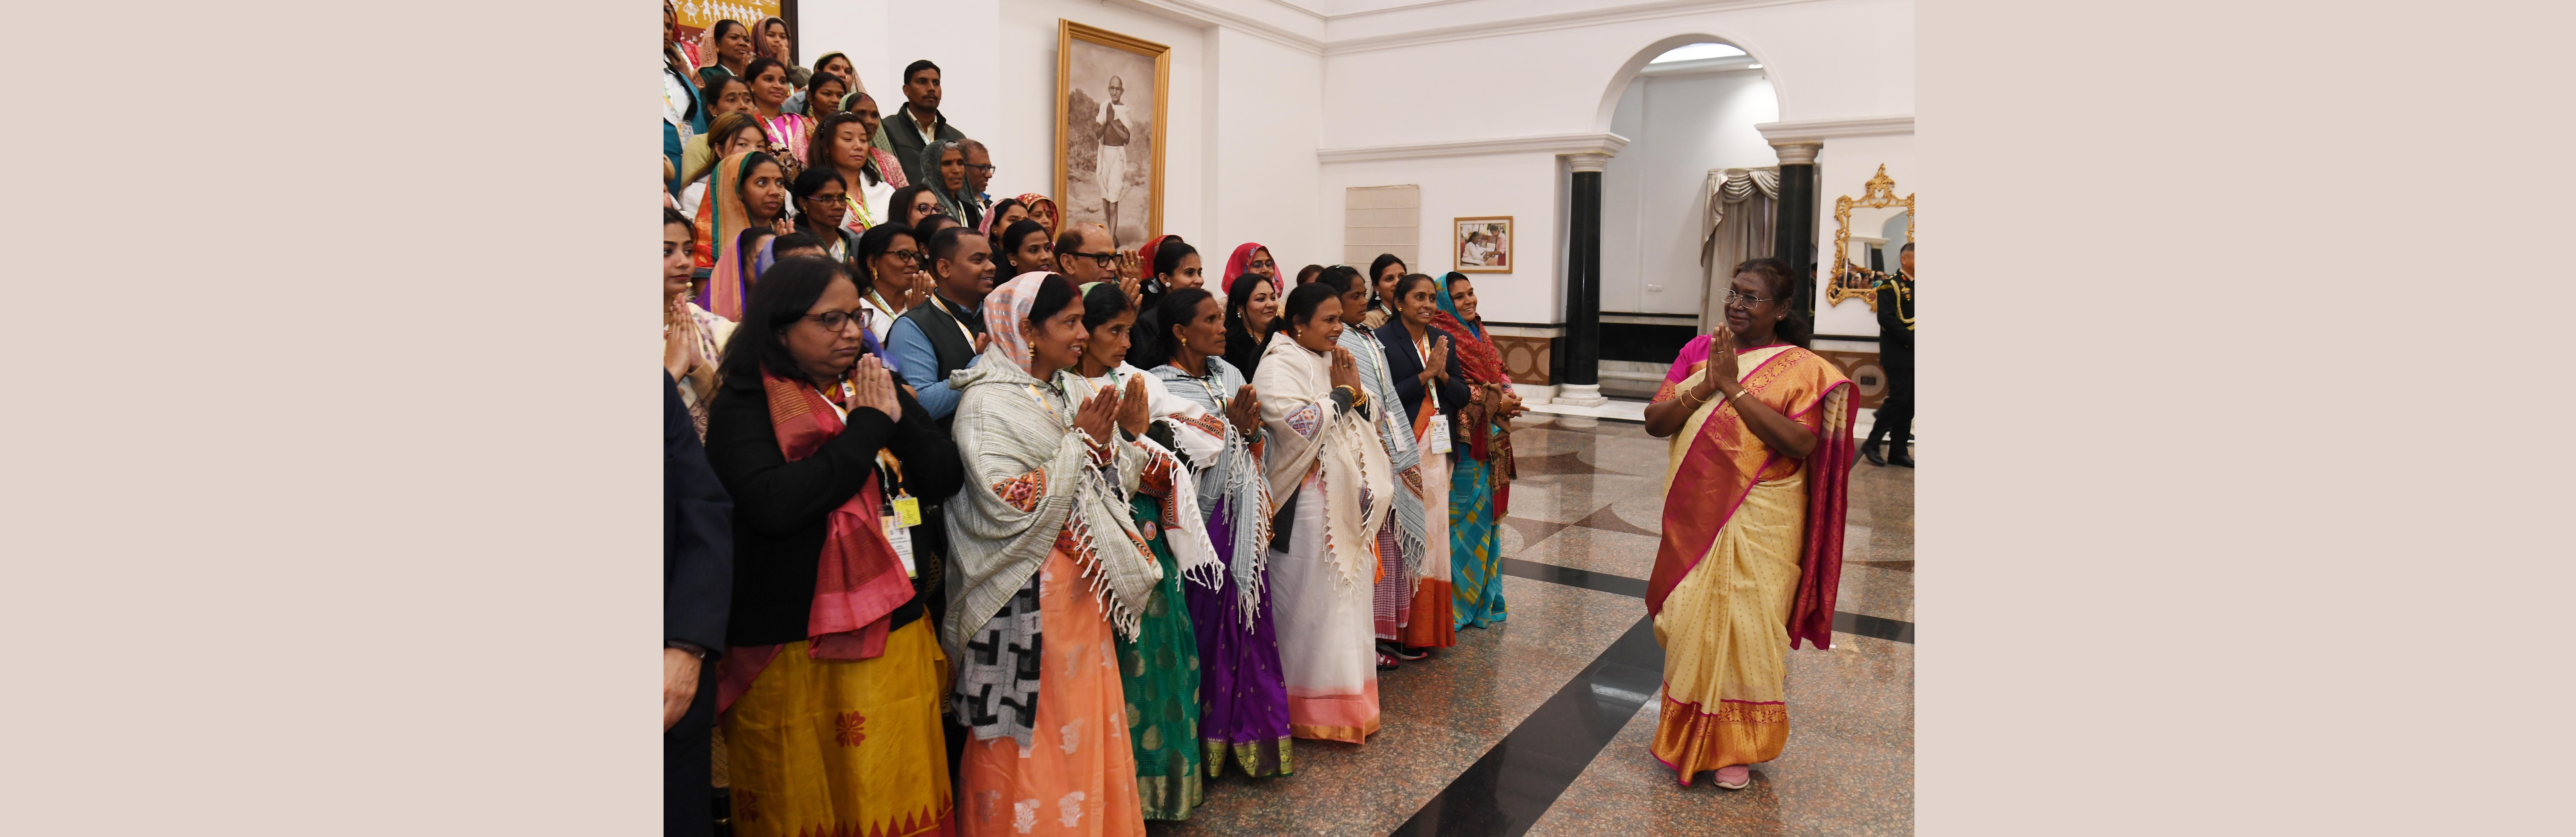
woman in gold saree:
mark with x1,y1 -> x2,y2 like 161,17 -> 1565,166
1640,257 -> 1857,790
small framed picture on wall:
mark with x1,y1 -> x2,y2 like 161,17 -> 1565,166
1453,216 -> 1512,273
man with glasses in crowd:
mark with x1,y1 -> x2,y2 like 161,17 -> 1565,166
1053,224 -> 1140,308
957,139 -> 997,230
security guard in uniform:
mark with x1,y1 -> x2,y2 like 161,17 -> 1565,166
1863,242 -> 1914,467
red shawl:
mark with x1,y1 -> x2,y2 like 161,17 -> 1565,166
1221,242 -> 1268,286
716,371 -> 916,713
1643,346 -> 1856,651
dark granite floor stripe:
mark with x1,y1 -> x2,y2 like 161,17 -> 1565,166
1833,610 -> 1914,643
1500,556 -> 1913,645
1389,616 -> 1663,837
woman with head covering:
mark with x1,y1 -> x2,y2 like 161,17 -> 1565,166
701,255 -> 966,837
1017,194 -> 1061,241
697,151 -> 792,319
1218,243 -> 1279,290
1372,273 -> 1465,655
681,112 -> 767,218
943,271 -> 1159,837
993,219 -> 1054,281
1636,257 -> 1855,790
980,198 -> 1028,238
807,110 -> 908,238
1252,281 -> 1392,744
916,139 -> 973,226
1427,272 -> 1524,630
742,58 -> 814,181
1316,267 -> 1431,669
1220,272 -> 1279,384
787,51 -> 853,114
1145,286 -> 1290,779
753,16 -> 806,87
1064,282 -> 1225,821
696,19 -> 754,88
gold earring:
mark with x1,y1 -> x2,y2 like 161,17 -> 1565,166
1181,336 -> 1190,350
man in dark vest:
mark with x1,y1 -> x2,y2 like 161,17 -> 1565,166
1862,241 -> 1914,467
885,60 -> 968,187
889,225 -> 995,427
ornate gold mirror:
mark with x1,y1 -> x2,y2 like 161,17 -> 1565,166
1827,164 -> 1913,310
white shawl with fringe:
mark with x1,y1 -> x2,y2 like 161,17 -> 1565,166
1253,332 -> 1391,589
942,343 -> 1167,653
1068,365 -> 1225,590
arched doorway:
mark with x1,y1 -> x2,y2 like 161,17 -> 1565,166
1592,39 -> 1780,399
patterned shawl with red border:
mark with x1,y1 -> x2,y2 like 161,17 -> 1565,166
1644,345 -> 1857,651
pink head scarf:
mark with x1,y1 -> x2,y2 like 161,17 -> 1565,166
980,271 -> 1063,376
1221,242 -> 1270,286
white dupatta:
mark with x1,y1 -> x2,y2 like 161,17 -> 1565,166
1253,331 -> 1392,589
1067,365 -> 1226,590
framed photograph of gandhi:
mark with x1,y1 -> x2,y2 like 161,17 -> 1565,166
1056,20 -> 1169,250
1454,216 -> 1513,273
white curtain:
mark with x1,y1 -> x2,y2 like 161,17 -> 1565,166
1698,168 -> 1779,330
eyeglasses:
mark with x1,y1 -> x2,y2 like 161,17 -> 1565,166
807,307 -> 872,332
1064,250 -> 1119,267
965,163 -> 996,174
882,250 -> 923,265
1723,289 -> 1778,306
1247,259 -> 1275,270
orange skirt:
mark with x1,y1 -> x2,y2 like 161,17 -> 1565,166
955,546 -> 1147,836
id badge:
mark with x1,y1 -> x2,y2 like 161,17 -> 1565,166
890,495 -> 923,528
883,516 -> 917,578
1425,417 -> 1452,455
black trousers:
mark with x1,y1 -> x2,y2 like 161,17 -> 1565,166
665,664 -> 718,837
1867,359 -> 1914,450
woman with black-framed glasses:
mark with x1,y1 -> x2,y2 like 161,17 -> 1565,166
790,166 -> 862,262
702,255 -> 965,837
851,223 -> 930,359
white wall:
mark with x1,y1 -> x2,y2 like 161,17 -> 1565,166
792,0 -> 1324,263
1319,150 -> 1565,324
1316,0 -> 1911,338
1599,67 -> 1779,315
1209,27 -> 1325,267
797,0 -> 1909,343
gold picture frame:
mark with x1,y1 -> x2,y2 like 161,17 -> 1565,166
1453,216 -> 1513,273
1827,164 -> 1913,310
1055,20 -> 1170,249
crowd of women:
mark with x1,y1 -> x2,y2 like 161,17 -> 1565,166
659,8 -> 1857,837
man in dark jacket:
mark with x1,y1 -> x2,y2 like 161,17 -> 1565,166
1862,242 -> 1914,467
664,372 -> 732,836
885,60 -> 968,186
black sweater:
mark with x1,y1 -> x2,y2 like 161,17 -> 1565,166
704,373 -> 967,648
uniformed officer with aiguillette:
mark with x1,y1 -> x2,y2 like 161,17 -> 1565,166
1863,242 -> 1914,467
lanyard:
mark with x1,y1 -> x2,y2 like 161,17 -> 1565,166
933,294 -> 978,346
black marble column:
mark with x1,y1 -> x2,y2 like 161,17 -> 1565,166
1561,156 -> 1605,392
1770,142 -> 1822,321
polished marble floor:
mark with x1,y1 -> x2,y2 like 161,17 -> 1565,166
1149,415 -> 1915,837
